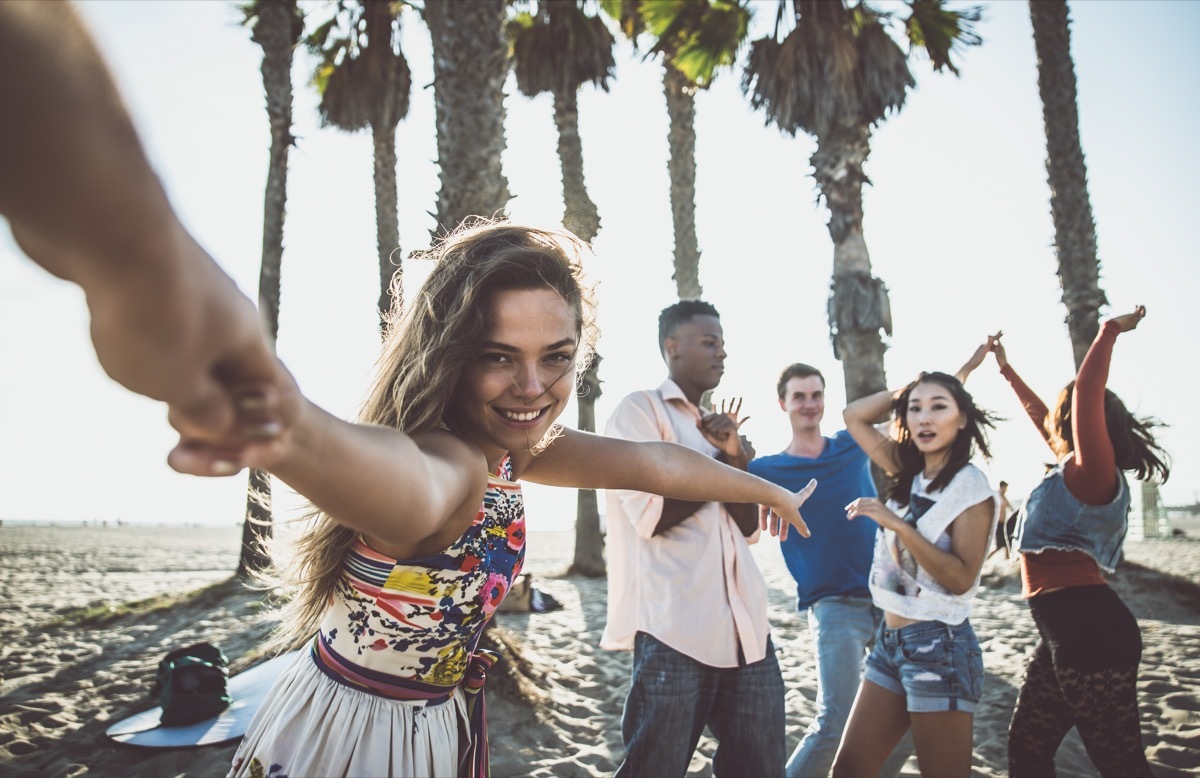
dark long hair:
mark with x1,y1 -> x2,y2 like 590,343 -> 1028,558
887,372 -> 999,506
1048,381 -> 1171,483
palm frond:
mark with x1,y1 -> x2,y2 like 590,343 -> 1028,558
659,0 -> 751,88
305,16 -> 342,61
903,0 -> 982,75
642,0 -> 701,58
512,0 -> 616,97
599,0 -> 645,43
742,36 -> 787,130
237,1 -> 257,27
311,1 -> 412,131
856,20 -> 912,125
743,15 -> 859,137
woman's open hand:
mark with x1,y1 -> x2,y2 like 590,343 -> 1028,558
845,496 -> 907,533
1110,305 -> 1146,333
760,478 -> 817,541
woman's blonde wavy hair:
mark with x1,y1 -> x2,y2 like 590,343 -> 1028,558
258,218 -> 598,652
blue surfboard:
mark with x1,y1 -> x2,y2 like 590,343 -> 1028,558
106,650 -> 301,748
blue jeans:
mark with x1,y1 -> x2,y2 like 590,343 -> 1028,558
785,596 -> 913,778
864,618 -> 984,713
616,631 -> 786,777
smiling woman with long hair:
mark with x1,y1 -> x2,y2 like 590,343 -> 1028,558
166,218 -> 820,778
833,371 -> 1000,777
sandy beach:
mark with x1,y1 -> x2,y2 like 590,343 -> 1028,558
1,523 -> 1197,777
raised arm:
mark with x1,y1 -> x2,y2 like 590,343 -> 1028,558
954,333 -> 1001,384
991,336 -> 1052,448
1066,307 -> 1144,502
0,2 -> 286,440
518,427 -> 816,541
843,389 -> 902,475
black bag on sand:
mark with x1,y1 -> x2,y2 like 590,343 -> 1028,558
154,642 -> 232,727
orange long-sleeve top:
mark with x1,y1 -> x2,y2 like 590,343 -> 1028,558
1001,320 -> 1124,596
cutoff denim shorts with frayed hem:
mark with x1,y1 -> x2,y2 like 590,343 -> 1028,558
863,618 -> 984,713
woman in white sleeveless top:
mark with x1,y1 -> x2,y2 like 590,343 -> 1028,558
834,370 -> 1000,777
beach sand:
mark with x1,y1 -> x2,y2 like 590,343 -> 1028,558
1,524 -> 1197,777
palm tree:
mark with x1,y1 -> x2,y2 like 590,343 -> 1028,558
510,1 -> 613,240
423,0 -> 512,234
510,0 -> 616,577
237,0 -> 304,579
605,0 -> 752,301
1029,0 -> 1106,370
741,0 -> 980,402
307,0 -> 412,323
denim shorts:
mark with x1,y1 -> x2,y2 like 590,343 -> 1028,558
863,618 -> 984,713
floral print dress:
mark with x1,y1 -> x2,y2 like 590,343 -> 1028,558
229,457 -> 525,778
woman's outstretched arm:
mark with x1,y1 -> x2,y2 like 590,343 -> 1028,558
517,427 -> 816,540
170,389 -> 490,555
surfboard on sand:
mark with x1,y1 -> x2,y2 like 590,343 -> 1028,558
106,650 -> 301,748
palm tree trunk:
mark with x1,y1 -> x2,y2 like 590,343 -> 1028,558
554,90 -> 600,242
240,0 -> 298,578
424,0 -> 512,234
372,122 -> 401,325
663,65 -> 702,300
549,88 -> 606,576
571,355 -> 605,577
239,467 -> 274,579
1029,0 -> 1106,370
814,122 -> 890,404
363,0 -> 402,328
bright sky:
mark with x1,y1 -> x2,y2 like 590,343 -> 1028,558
2,0 -> 1198,530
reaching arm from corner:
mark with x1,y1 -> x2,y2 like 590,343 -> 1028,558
0,2 -> 289,451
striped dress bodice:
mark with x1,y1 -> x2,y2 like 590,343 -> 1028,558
313,457 -> 525,695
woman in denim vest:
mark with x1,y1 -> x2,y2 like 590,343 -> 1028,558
977,307 -> 1170,777
834,372 -> 1000,777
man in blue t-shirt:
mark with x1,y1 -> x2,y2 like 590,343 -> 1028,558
749,363 -> 910,778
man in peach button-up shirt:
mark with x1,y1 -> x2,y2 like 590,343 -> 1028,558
602,300 -> 785,777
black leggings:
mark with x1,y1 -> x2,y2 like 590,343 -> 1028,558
1008,584 -> 1151,777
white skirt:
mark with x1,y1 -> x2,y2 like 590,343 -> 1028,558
228,651 -> 467,778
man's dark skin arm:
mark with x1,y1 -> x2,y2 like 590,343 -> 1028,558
722,443 -> 759,537
654,496 -> 707,536
653,407 -> 758,538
